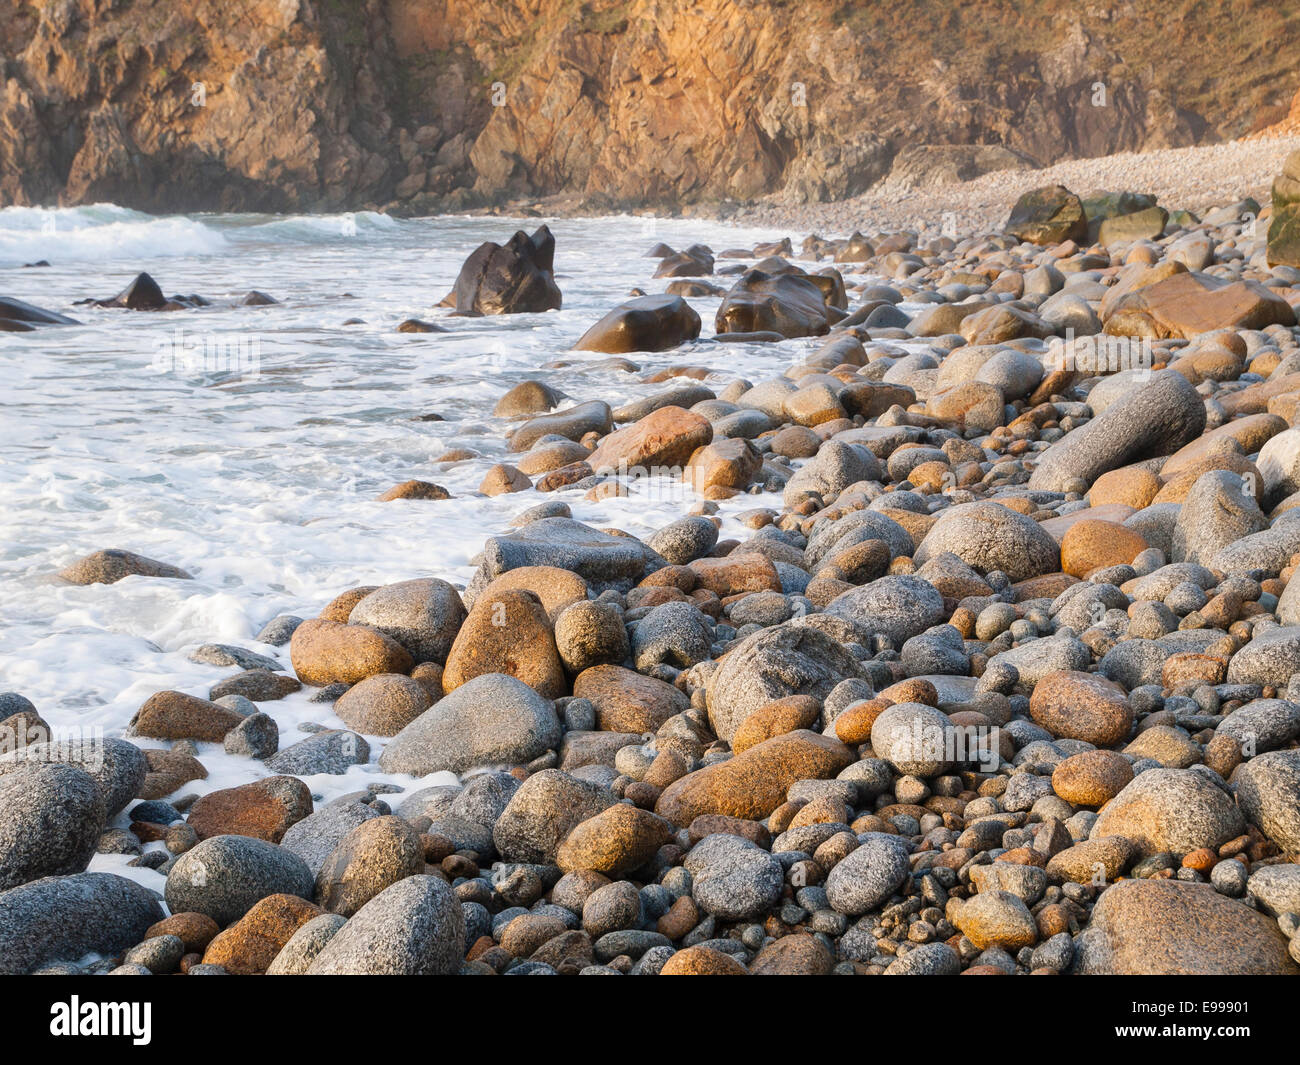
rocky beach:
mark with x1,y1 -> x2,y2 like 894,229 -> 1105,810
1,137 -> 1300,982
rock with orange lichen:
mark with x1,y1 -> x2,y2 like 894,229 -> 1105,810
186,776 -> 313,843
555,803 -> 674,875
289,618 -> 414,687
572,664 -> 688,733
1029,670 -> 1133,747
660,944 -> 749,974
731,695 -> 821,753
441,588 -> 564,698
201,893 -> 323,974
655,730 -> 854,827
1059,518 -> 1149,576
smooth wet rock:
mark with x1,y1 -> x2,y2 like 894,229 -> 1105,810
440,225 -> 561,315
575,294 -> 701,353
58,548 -> 192,584
715,269 -> 831,338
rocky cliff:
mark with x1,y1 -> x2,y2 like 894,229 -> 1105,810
2,0 -> 1297,214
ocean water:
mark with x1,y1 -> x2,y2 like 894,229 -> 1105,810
0,203 -> 843,887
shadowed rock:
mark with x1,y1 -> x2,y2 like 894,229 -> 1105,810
1005,185 -> 1087,245
576,294 -> 702,353
715,269 -> 831,338
440,225 -> 561,315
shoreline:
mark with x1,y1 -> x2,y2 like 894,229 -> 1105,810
3,154 -> 1300,978
467,136 -> 1300,239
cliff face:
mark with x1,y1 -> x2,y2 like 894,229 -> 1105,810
2,0 -> 1297,214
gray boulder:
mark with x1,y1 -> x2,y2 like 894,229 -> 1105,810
825,575 -> 945,648
991,635 -> 1091,686
1171,470 -> 1267,565
266,730 -> 369,775
266,913 -> 348,974
1090,768 -> 1245,858
492,769 -> 616,863
306,875 -> 465,974
683,833 -> 784,920
1028,370 -> 1205,492
1247,864 -> 1300,918
632,601 -> 713,671
1209,514 -> 1300,577
0,736 -> 145,816
1233,750 -> 1300,854
705,623 -> 864,743
825,834 -> 911,915
348,578 -> 467,665
165,835 -> 313,925
0,872 -> 164,975
914,501 -> 1060,581
803,508 -> 913,568
1226,626 -> 1300,687
0,763 -> 104,890
783,440 -> 883,506
279,800 -> 380,878
646,516 -> 719,565
480,518 -> 657,590
378,673 -> 561,776
1215,699 -> 1300,753
870,703 -> 956,777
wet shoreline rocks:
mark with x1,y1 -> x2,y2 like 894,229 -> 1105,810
7,182 -> 1300,977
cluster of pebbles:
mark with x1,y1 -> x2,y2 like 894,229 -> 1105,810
5,165 -> 1300,977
